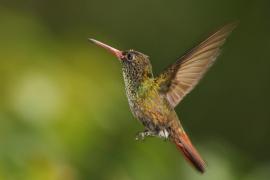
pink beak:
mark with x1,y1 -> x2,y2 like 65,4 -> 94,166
89,38 -> 124,60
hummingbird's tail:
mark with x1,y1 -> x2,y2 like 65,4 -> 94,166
173,129 -> 206,173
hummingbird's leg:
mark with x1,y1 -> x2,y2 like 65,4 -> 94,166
135,129 -> 156,141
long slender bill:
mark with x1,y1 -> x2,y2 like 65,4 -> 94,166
89,38 -> 124,60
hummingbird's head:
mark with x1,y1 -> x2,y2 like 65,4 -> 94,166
89,39 -> 153,85
121,49 -> 151,72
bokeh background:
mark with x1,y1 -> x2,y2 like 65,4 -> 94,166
0,0 -> 270,179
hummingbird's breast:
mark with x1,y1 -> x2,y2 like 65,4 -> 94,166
125,78 -> 175,131
121,62 -> 177,131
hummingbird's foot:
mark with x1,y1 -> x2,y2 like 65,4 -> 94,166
158,129 -> 169,141
135,130 -> 155,141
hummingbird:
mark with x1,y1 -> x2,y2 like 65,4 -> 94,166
89,23 -> 236,173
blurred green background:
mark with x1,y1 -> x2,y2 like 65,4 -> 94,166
0,0 -> 270,179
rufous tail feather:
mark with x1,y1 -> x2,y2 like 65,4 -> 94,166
173,131 -> 206,173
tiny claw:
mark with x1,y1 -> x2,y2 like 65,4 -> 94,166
135,132 -> 145,141
135,130 -> 156,141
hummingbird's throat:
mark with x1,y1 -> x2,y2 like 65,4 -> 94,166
122,63 -> 153,91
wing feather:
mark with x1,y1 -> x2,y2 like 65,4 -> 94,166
156,22 -> 237,108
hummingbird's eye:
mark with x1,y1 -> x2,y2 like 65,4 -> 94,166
126,53 -> 134,61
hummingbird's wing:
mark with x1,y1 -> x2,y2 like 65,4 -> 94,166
155,23 -> 236,108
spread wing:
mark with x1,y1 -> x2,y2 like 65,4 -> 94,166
155,22 -> 237,108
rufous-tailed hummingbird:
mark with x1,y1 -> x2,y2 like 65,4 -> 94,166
89,23 -> 236,173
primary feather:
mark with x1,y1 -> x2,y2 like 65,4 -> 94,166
156,22 -> 237,107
